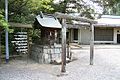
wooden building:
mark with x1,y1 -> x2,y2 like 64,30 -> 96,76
68,15 -> 120,44
31,13 -> 62,63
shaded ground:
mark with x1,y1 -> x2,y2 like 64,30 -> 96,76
1,44 -> 120,80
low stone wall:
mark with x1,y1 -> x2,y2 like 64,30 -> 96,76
30,44 -> 44,63
30,44 -> 61,64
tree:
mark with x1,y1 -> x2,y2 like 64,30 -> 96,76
0,0 -> 55,23
93,0 -> 120,15
28,0 -> 54,14
52,0 -> 95,19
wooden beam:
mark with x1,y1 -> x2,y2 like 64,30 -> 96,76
9,22 -> 33,28
90,24 -> 94,65
61,19 -> 67,72
55,12 -> 97,24
66,23 -> 90,29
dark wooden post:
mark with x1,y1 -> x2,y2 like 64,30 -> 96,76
69,29 -> 72,60
61,19 -> 67,72
67,29 -> 69,58
67,41 -> 69,58
27,29 -> 30,63
90,24 -> 94,65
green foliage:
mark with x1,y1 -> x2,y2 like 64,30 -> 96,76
6,0 -> 54,23
0,0 -> 55,23
9,14 -> 35,24
0,10 -> 9,31
9,0 -> 30,16
28,0 -> 54,14
32,29 -> 41,44
94,0 -> 120,15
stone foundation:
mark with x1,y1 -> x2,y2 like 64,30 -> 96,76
30,44 -> 61,64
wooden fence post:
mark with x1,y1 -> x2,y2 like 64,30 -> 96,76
90,24 -> 94,65
61,19 -> 67,72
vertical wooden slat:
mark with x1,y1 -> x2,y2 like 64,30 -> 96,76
90,24 -> 94,65
61,19 -> 67,72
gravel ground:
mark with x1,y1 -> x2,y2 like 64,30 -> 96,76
57,44 -> 120,80
0,60 -> 57,80
1,44 -> 120,80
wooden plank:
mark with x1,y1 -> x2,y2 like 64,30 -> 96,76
61,19 -> 67,72
55,12 -> 97,24
90,24 -> 94,65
